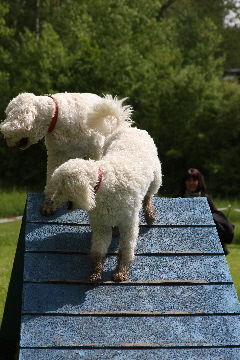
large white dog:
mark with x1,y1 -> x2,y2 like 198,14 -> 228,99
51,125 -> 162,282
0,92 -> 132,215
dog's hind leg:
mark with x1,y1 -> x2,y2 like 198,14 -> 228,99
143,194 -> 156,226
143,161 -> 161,225
112,218 -> 139,282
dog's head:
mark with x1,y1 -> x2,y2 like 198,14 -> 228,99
51,159 -> 98,211
1,93 -> 52,149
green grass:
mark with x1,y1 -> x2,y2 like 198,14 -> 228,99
0,192 -> 240,325
227,244 -> 240,298
0,190 -> 27,218
0,190 -> 26,322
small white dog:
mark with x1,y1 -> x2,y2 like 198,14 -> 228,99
0,92 -> 132,216
51,126 -> 162,282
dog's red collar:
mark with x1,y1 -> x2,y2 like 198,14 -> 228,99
94,168 -> 102,194
45,94 -> 58,133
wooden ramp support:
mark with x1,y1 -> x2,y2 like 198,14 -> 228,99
9,194 -> 240,358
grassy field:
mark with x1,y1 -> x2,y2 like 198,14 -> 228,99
0,191 -> 27,322
227,244 -> 240,297
215,199 -> 240,296
0,191 -> 239,324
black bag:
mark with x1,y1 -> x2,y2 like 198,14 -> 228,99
212,211 -> 235,244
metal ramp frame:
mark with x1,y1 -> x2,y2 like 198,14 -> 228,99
1,193 -> 240,359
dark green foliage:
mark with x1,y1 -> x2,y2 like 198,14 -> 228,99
0,0 -> 239,196
0,139 -> 47,191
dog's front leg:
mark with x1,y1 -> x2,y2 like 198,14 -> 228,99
89,226 -> 112,282
41,151 -> 69,216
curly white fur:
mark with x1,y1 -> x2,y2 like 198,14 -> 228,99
0,92 -> 132,216
87,95 -> 133,135
51,127 -> 162,282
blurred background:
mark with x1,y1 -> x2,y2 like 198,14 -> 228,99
0,0 -> 240,196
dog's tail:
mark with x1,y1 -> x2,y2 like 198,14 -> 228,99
86,95 -> 133,135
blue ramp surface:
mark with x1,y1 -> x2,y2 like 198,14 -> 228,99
18,193 -> 240,359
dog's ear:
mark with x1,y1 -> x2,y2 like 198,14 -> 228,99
52,159 -> 97,212
86,95 -> 133,135
67,172 -> 96,211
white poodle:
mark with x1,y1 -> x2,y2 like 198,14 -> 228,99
0,92 -> 132,216
51,125 -> 162,282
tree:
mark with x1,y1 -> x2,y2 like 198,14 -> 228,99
0,0 -> 239,196
0,3 -> 14,111
7,22 -> 70,95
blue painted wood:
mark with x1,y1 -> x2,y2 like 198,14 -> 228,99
23,253 -> 232,283
22,283 -> 240,314
19,348 -> 240,360
26,193 -> 214,225
20,314 -> 240,348
25,223 -> 223,254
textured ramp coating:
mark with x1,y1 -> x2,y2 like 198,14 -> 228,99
20,314 -> 240,348
26,193 -> 89,224
26,193 -> 214,225
25,223 -> 223,254
22,283 -> 240,314
19,348 -> 240,360
16,193 -> 240,359
150,197 -> 214,225
23,253 -> 232,283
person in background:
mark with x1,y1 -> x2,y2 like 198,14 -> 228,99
175,168 -> 234,255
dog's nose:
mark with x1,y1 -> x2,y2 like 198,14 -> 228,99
16,137 -> 28,149
67,201 -> 74,210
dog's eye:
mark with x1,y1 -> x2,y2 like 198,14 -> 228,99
83,156 -> 88,160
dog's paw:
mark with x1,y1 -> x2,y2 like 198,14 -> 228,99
89,255 -> 105,282
89,272 -> 102,282
112,267 -> 129,282
40,198 -> 57,217
145,212 -> 156,226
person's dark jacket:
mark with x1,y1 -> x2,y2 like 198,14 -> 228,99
175,192 -> 234,246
